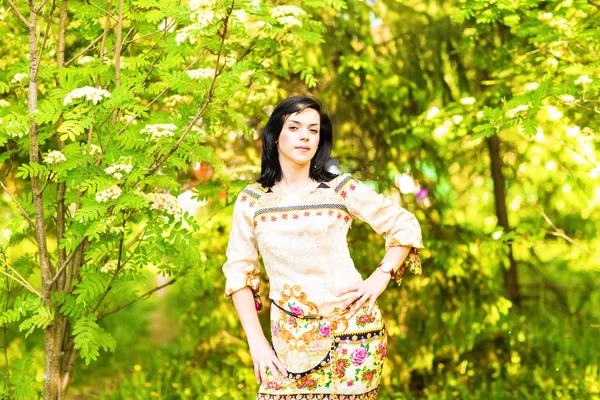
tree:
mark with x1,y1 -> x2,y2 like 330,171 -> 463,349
0,0 -> 341,397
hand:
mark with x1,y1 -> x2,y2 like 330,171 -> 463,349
248,337 -> 288,386
337,268 -> 391,318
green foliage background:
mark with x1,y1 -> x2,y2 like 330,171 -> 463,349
0,0 -> 599,399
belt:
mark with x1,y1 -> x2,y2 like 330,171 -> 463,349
270,300 -> 353,321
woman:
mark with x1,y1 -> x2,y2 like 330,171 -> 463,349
222,96 -> 423,399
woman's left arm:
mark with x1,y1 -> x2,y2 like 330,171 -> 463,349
334,174 -> 424,317
338,245 -> 411,317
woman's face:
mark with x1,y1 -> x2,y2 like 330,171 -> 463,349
277,108 -> 321,169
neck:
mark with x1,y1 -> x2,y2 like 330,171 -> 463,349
279,159 -> 312,186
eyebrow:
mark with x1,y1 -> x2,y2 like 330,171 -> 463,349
287,120 -> 320,127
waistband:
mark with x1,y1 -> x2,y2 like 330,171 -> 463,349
270,300 -> 353,321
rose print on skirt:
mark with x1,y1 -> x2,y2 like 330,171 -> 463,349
259,301 -> 386,398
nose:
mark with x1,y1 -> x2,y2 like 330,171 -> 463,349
299,127 -> 309,141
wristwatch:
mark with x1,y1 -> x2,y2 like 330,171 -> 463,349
378,261 -> 395,277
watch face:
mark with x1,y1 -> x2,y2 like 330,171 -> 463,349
379,262 -> 393,273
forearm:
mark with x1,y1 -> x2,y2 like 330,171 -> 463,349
231,287 -> 268,345
381,245 -> 411,273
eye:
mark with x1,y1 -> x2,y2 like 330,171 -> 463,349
310,129 -> 319,134
289,125 -> 298,130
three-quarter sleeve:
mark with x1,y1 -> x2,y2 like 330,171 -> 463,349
222,190 -> 263,310
335,173 -> 424,285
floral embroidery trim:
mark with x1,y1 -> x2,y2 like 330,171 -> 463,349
333,173 -> 353,193
258,389 -> 380,399
257,387 -> 380,399
241,186 -> 263,200
254,204 -> 352,223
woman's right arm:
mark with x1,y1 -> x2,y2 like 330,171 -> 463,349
223,190 -> 287,385
232,287 -> 288,385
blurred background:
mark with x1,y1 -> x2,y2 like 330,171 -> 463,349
0,0 -> 599,399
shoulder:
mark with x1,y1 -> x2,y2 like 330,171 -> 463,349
327,173 -> 357,195
239,182 -> 269,200
233,182 -> 269,211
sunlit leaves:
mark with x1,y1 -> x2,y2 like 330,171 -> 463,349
73,314 -> 116,365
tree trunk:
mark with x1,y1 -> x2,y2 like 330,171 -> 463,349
487,134 -> 521,307
25,2 -> 60,398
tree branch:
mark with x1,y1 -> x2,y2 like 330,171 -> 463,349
147,0 -> 235,176
111,0 -> 124,124
37,0 -> 57,62
48,239 -> 84,288
1,253 -> 11,395
0,180 -> 37,231
5,0 -> 31,28
114,52 -> 206,137
0,258 -> 43,298
91,219 -> 126,313
64,34 -> 103,66
85,0 -> 116,21
98,278 -> 177,319
540,208 -> 599,260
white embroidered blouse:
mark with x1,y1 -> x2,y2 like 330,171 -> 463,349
222,173 -> 424,316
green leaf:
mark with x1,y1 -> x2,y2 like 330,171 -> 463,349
520,118 -> 537,137
73,314 -> 116,365
15,162 -> 49,179
57,120 -> 85,141
18,305 -> 54,338
73,272 -> 109,304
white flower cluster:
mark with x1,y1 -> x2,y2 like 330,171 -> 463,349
187,68 -> 214,80
44,150 -> 67,165
561,94 -> 575,102
158,18 -> 176,32
175,25 -> 199,45
278,16 -> 302,28
140,123 -> 177,140
0,99 -> 10,108
63,86 -> 111,106
11,73 -> 27,84
546,106 -> 563,121
538,12 -> 553,21
83,144 -> 102,156
195,10 -> 216,27
105,162 -> 132,180
0,229 -> 11,249
271,5 -> 305,28
5,121 -> 27,138
119,113 -> 137,125
426,107 -> 440,119
574,75 -> 593,86
270,5 -> 305,18
100,259 -> 118,273
506,104 -> 529,118
163,95 -> 193,107
460,97 -> 475,105
524,82 -> 539,92
96,185 -> 122,203
452,115 -> 463,125
144,192 -> 181,216
77,56 -> 95,65
548,18 -> 571,35
433,120 -> 453,138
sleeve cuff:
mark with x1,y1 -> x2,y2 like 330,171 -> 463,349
389,245 -> 423,287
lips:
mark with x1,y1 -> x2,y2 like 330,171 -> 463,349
296,146 -> 310,150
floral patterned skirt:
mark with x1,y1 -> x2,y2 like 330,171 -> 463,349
257,299 -> 387,399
